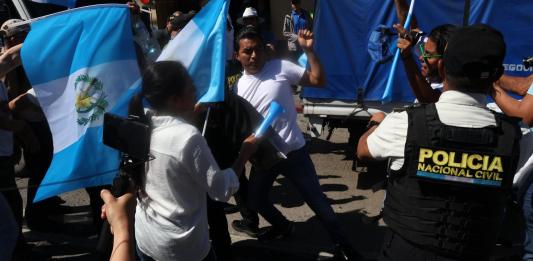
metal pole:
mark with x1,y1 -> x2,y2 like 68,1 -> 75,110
463,0 -> 471,26
11,0 -> 31,20
201,106 -> 211,136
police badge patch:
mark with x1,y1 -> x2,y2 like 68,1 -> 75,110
415,146 -> 511,187
74,73 -> 108,126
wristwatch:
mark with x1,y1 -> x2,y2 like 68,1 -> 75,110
366,120 -> 381,130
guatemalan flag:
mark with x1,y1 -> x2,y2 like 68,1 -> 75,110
21,5 -> 140,202
158,0 -> 228,103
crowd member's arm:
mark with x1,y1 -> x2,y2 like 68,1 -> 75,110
100,190 -> 136,261
0,93 -> 40,153
282,15 -> 297,42
297,29 -> 326,87
231,135 -> 259,176
492,84 -> 533,126
0,44 -> 22,79
357,112 -> 385,161
394,24 -> 440,103
496,74 -> 533,96
185,133 -> 258,201
0,44 -> 24,125
393,0 -> 418,30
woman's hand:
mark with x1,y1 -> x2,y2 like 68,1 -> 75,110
100,190 -> 136,236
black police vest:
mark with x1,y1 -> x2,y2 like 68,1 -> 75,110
384,103 -> 521,258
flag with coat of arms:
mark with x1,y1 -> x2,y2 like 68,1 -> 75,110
21,4 -> 141,202
25,0 -> 230,201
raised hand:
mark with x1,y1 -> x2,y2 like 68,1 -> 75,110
393,24 -> 414,58
297,29 -> 314,52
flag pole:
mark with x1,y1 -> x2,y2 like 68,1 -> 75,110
381,0 -> 416,103
463,0 -> 471,26
202,107 -> 211,136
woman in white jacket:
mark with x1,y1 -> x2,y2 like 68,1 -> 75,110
129,61 -> 258,261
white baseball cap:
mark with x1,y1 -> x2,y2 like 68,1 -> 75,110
236,7 -> 264,25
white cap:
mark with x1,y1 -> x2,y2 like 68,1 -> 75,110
237,7 -> 264,25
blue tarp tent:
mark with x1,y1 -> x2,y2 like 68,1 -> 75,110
302,0 -> 533,102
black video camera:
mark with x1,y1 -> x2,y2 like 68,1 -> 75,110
103,113 -> 151,161
523,56 -> 533,69
97,112 -> 151,261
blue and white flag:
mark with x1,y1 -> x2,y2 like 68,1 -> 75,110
157,0 -> 228,103
21,5 -> 140,202
31,0 -> 77,8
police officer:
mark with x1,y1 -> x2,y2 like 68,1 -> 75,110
357,25 -> 521,261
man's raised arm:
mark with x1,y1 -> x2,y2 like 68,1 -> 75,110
298,29 -> 326,87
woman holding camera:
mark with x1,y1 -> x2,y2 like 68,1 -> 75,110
129,61 -> 258,261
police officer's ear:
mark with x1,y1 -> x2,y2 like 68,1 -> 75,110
438,59 -> 445,80
490,65 -> 504,82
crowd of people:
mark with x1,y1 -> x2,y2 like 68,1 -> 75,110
1,0 -> 532,261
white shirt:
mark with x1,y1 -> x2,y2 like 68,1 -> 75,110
236,59 -> 306,154
0,82 -> 12,157
430,82 -> 444,91
368,90 -> 497,170
135,116 -> 239,261
513,82 -> 533,186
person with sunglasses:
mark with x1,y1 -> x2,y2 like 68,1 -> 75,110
394,23 -> 456,103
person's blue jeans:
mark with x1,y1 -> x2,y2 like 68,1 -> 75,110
247,145 -> 348,245
523,180 -> 533,260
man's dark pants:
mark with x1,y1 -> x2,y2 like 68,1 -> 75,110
247,145 -> 348,244
234,168 -> 260,227
0,156 -> 22,227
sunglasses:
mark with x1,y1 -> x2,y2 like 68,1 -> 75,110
415,39 -> 442,63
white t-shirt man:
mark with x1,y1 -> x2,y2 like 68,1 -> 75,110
368,90 -> 497,170
236,59 -> 306,155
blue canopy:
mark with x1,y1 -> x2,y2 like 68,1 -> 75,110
302,0 -> 533,102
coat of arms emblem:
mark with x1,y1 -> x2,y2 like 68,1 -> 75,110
74,73 -> 108,126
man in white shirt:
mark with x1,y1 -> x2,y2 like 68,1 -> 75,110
234,28 -> 363,260
358,25 -> 521,261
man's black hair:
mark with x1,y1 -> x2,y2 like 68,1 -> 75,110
428,24 -> 457,55
235,27 -> 264,51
